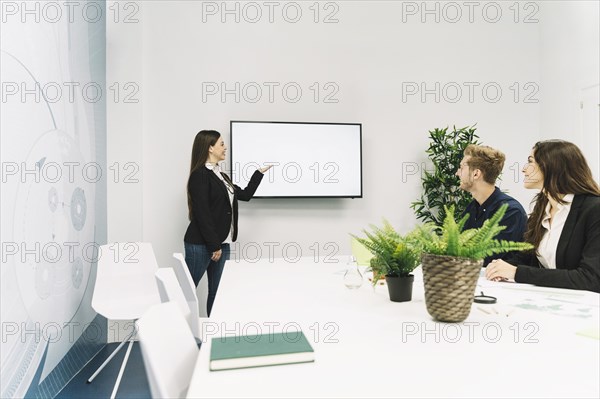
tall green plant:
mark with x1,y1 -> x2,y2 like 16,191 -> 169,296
411,125 -> 480,226
410,204 -> 533,260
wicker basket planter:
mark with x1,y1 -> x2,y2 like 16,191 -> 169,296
421,253 -> 482,322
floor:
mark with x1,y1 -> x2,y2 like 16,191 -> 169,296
55,342 -> 151,399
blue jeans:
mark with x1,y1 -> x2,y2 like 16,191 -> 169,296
184,242 -> 230,316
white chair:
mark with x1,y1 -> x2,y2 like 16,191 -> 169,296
155,267 -> 192,329
136,302 -> 199,398
171,252 -> 208,340
88,242 -> 162,399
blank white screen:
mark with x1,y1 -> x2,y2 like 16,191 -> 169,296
230,121 -> 362,198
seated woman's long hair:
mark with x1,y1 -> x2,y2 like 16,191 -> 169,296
525,140 -> 600,250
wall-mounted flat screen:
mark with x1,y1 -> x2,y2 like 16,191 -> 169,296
230,121 -> 362,198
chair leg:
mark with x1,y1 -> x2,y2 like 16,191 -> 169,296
87,328 -> 137,383
110,340 -> 134,399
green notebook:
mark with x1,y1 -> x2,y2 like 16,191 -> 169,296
209,331 -> 315,371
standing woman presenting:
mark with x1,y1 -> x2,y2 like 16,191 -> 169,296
184,130 -> 271,315
486,140 -> 600,292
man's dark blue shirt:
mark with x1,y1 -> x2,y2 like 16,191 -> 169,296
461,187 -> 528,266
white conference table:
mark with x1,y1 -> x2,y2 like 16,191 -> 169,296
186,256 -> 600,398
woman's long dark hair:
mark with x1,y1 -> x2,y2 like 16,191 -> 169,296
525,140 -> 600,250
187,130 -> 221,220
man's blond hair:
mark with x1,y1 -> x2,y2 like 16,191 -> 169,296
463,144 -> 506,184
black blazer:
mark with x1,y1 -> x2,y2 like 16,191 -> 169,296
184,167 -> 263,252
512,194 -> 600,293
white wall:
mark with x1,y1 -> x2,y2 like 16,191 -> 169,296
538,1 -> 600,178
108,1 -> 548,273
107,1 -> 144,243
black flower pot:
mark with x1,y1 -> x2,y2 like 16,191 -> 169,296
385,274 -> 414,302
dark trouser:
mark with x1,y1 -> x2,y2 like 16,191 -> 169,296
184,242 -> 230,316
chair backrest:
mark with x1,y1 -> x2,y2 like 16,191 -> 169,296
172,253 -> 203,339
155,267 -> 192,325
350,237 -> 374,267
136,302 -> 199,399
92,242 -> 161,320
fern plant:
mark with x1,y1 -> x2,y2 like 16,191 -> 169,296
411,125 -> 480,226
351,221 -> 420,283
410,204 -> 533,260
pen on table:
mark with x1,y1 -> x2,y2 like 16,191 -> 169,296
477,307 -> 491,315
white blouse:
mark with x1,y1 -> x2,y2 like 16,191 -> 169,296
536,194 -> 574,269
205,163 -> 234,244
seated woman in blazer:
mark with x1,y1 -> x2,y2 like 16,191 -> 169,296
184,130 -> 272,316
486,140 -> 600,292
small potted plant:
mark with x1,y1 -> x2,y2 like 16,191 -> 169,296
409,204 -> 533,322
351,220 -> 420,302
